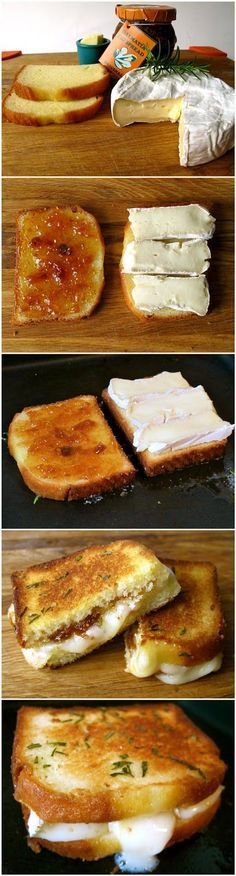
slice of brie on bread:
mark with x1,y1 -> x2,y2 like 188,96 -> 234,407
125,560 -> 225,683
12,704 -> 226,866
121,238 -> 211,276
128,205 -> 215,240
122,274 -> 210,318
102,372 -> 234,476
8,540 -> 180,668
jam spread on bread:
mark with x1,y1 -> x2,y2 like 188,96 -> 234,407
16,206 -> 104,321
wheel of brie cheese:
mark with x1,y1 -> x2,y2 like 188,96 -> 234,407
111,68 -> 234,167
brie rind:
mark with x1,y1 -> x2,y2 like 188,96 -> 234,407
130,275 -> 210,316
111,69 -> 234,167
122,239 -> 210,276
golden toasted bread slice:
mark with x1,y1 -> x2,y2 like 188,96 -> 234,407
125,560 -> 225,682
12,704 -> 226,863
13,64 -> 110,101
13,206 -> 105,325
8,540 -> 180,668
102,372 -> 233,477
8,395 -> 136,501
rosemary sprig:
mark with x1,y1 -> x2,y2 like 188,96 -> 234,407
145,46 -> 210,82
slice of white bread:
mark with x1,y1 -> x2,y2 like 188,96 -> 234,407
8,395 -> 136,500
3,91 -> 104,125
14,206 -> 105,325
102,374 -> 233,477
14,64 -> 110,101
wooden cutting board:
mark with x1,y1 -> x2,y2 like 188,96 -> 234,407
2,176 -> 233,353
2,530 -> 233,700
2,52 -> 234,177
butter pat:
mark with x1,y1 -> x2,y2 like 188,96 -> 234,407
128,205 -> 215,241
131,275 -> 210,316
80,34 -> 104,45
122,239 -> 210,276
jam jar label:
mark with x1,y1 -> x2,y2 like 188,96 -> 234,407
99,22 -> 157,77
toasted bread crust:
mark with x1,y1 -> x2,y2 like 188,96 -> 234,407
11,539 -> 158,646
12,705 -> 226,824
22,795 -> 221,859
3,91 -> 104,125
102,389 -> 227,476
126,559 -> 225,664
8,395 -> 136,501
14,65 -> 110,101
13,206 -> 105,325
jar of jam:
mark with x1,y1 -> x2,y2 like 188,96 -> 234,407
114,4 -> 177,59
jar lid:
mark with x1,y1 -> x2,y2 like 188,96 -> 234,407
116,5 -> 176,23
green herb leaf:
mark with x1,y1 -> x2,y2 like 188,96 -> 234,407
179,651 -> 192,658
145,46 -> 210,82
179,628 -> 187,636
27,743 -> 42,750
141,761 -> 148,777
33,494 -> 40,505
62,588 -> 73,599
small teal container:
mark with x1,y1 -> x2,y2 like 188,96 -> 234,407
76,38 -> 110,65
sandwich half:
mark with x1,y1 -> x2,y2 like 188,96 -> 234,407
12,703 -> 226,866
125,560 -> 225,683
8,395 -> 136,500
8,540 -> 180,668
102,372 -> 234,476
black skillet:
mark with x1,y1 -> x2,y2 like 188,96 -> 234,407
2,354 -> 234,529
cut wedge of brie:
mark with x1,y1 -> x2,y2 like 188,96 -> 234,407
111,68 -> 234,167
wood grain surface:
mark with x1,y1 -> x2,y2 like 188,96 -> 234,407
2,530 -> 234,700
2,177 -> 234,353
2,52 -> 234,178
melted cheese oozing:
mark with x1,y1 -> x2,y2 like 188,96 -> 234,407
19,594 -> 149,669
131,275 -> 210,316
28,786 -> 223,872
122,240 -> 210,277
127,646 -> 222,682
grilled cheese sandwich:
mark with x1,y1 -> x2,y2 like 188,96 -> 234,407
125,560 -> 225,683
8,540 -> 180,669
12,704 -> 226,867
